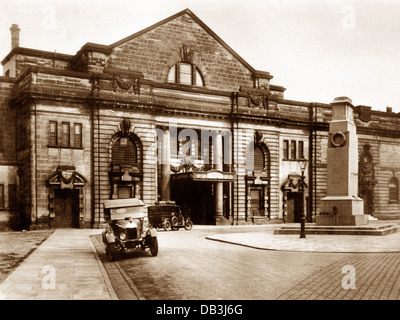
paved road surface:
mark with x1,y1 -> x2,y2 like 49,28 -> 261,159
115,227 -> 355,300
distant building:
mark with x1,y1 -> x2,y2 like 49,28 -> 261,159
0,9 -> 399,229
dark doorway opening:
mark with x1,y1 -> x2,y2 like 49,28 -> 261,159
171,181 -> 215,225
287,192 -> 303,223
54,189 -> 80,228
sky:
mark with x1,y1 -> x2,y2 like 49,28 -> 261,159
0,0 -> 399,112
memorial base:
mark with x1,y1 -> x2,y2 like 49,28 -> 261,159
316,214 -> 369,226
317,196 -> 368,226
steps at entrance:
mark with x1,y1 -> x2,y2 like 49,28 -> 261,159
274,223 -> 400,236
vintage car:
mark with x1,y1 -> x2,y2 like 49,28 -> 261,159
102,198 -> 158,261
148,201 -> 193,231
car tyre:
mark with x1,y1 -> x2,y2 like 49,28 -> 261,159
184,219 -> 193,231
164,219 -> 172,231
149,237 -> 158,256
106,243 -> 117,261
171,216 -> 179,231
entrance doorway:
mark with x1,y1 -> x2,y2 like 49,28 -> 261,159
54,189 -> 80,228
250,188 -> 263,216
286,192 -> 302,223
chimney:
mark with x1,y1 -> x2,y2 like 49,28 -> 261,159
10,24 -> 20,49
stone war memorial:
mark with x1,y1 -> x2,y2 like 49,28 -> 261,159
276,97 -> 400,236
316,97 -> 368,226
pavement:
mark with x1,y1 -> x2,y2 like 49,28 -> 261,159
0,222 -> 399,300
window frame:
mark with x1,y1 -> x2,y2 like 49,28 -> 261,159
61,122 -> 70,147
389,177 -> 399,204
167,62 -> 204,87
8,184 -> 17,210
283,140 -> 289,160
290,140 -> 297,160
0,184 -> 4,210
49,121 -> 58,147
73,123 -> 82,149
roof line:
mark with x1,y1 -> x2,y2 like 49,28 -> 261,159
108,8 -> 259,74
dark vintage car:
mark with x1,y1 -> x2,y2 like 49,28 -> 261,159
148,201 -> 193,231
102,198 -> 158,261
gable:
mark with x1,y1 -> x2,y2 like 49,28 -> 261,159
107,9 -> 259,92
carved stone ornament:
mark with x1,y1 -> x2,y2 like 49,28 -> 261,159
248,92 -> 268,109
179,44 -> 195,64
112,75 -> 141,94
329,131 -> 347,148
254,130 -> 263,144
120,119 -> 132,136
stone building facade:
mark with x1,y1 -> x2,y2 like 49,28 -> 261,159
0,9 -> 399,229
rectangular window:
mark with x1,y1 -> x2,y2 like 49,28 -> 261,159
298,141 -> 304,159
74,123 -> 82,148
9,184 -> 17,210
290,141 -> 296,160
0,185 -> 4,210
283,140 -> 289,160
61,122 -> 70,147
49,121 -> 58,146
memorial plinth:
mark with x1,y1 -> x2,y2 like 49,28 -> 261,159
316,97 -> 368,226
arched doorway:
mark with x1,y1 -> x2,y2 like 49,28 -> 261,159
245,136 -> 271,223
109,119 -> 143,200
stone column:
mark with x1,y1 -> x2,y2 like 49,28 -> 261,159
317,97 -> 367,226
160,127 -> 171,201
214,132 -> 224,223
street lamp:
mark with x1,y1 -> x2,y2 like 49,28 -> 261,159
298,159 -> 308,239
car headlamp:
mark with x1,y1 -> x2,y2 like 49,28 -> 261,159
119,232 -> 126,240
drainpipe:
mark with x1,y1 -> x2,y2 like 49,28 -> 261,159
308,103 -> 313,222
90,100 -> 95,228
230,92 -> 240,225
34,99 -> 38,229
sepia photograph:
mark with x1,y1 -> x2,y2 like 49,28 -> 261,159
0,0 -> 399,312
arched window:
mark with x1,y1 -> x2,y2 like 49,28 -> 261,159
167,63 -> 204,86
253,147 -> 265,171
112,137 -> 137,167
389,177 -> 399,203
246,144 -> 269,175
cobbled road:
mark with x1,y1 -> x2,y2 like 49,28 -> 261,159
111,227 -> 399,300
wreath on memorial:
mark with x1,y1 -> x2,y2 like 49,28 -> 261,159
330,131 -> 347,148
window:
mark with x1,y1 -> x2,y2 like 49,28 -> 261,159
112,137 -> 138,166
253,147 -> 265,171
298,141 -> 305,159
0,185 -> 4,210
8,184 -> 17,210
74,124 -> 82,148
61,122 -> 70,147
167,63 -> 204,86
283,140 -> 289,160
283,140 -> 305,160
49,121 -> 58,146
389,177 -> 399,203
246,144 -> 269,175
0,129 -> 3,152
290,141 -> 296,160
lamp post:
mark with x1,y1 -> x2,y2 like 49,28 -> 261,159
298,159 -> 308,238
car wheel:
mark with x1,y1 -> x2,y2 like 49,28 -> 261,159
171,216 -> 179,230
106,243 -> 117,261
164,219 -> 172,231
184,219 -> 193,231
149,237 -> 158,256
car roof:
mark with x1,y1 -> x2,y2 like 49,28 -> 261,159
103,198 -> 144,209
